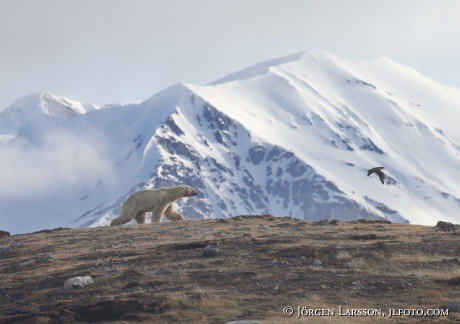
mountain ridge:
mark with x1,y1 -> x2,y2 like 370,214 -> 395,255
1,50 -> 460,234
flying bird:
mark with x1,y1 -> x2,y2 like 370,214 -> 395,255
367,167 -> 385,184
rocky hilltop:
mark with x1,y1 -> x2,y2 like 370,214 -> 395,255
1,216 -> 460,323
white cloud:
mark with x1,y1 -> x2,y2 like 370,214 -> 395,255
0,130 -> 114,198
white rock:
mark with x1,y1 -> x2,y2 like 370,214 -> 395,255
63,276 -> 94,289
412,272 -> 424,277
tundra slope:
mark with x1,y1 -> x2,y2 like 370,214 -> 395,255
1,50 -> 460,233
0,216 -> 460,323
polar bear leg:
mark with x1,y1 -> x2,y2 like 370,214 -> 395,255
134,211 -> 147,224
151,206 -> 164,222
164,203 -> 185,221
110,201 -> 136,226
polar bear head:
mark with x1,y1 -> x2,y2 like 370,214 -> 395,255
176,184 -> 198,197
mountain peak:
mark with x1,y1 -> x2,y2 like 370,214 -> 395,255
1,91 -> 99,120
38,92 -> 90,119
208,51 -> 308,85
208,50 -> 348,86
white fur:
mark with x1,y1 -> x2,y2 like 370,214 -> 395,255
110,185 -> 197,226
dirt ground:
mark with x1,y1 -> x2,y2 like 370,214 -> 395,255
1,215 -> 460,323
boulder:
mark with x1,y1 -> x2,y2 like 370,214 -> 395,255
64,276 -> 94,289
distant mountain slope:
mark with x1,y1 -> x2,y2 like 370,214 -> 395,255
2,50 -> 460,234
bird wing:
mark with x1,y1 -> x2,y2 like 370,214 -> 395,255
376,170 -> 385,184
367,167 -> 379,176
368,167 -> 384,177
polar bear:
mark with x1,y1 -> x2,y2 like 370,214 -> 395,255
110,184 -> 197,226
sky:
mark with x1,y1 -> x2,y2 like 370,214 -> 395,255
1,0 -> 460,110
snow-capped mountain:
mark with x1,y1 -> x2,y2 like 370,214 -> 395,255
2,50 -> 460,234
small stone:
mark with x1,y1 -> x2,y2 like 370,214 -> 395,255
202,245 -> 220,258
436,221 -> 456,232
36,254 -> 55,264
259,225 -> 271,230
441,302 -> 460,312
313,259 -> 321,265
95,261 -> 111,267
412,272 -> 424,277
0,230 -> 10,238
64,276 -> 94,289
395,279 -> 405,286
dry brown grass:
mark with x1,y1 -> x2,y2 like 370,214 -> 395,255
0,216 -> 459,323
